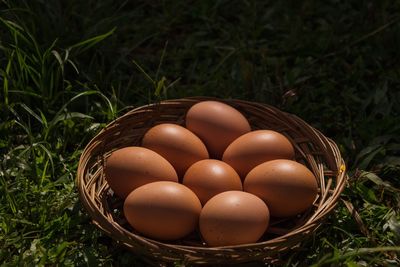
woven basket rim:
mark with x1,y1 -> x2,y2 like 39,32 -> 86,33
76,97 -> 348,264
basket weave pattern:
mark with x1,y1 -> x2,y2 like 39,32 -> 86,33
77,97 -> 347,265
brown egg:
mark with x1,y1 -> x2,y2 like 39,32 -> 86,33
124,181 -> 202,240
244,159 -> 318,217
182,159 -> 242,205
185,101 -> 251,159
199,191 -> 270,247
222,130 -> 295,179
142,123 -> 209,178
105,147 -> 178,199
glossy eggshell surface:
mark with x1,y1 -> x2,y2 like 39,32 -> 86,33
199,191 -> 270,247
244,159 -> 318,217
105,147 -> 178,199
123,181 -> 202,240
182,159 -> 242,205
142,123 -> 209,178
185,101 -> 251,159
222,130 -> 295,179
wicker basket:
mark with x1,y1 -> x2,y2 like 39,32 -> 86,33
77,97 -> 347,265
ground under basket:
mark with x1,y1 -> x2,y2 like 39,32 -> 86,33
76,97 -> 347,265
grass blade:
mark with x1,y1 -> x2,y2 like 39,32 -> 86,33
154,76 -> 166,97
18,103 -> 43,125
3,50 -> 14,105
312,247 -> 400,266
155,41 -> 168,81
45,90 -> 114,140
51,112 -> 94,126
132,59 -> 155,84
69,27 -> 116,54
34,142 -> 54,177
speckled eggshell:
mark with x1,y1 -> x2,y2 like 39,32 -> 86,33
199,191 -> 270,247
182,159 -> 242,205
244,159 -> 318,217
104,147 -> 178,199
222,130 -> 295,179
142,123 -> 209,178
124,181 -> 202,241
185,101 -> 251,159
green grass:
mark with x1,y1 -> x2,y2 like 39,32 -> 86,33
1,0 -> 400,266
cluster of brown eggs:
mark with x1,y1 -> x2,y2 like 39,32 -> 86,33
105,101 -> 318,247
